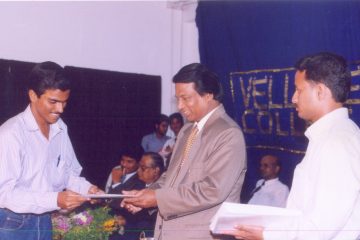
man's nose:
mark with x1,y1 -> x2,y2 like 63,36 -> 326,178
56,102 -> 65,113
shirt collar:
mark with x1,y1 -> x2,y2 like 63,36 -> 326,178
23,104 -> 63,135
195,105 -> 221,132
264,177 -> 279,185
305,107 -> 348,141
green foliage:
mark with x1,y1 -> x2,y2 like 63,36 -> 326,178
52,206 -> 119,240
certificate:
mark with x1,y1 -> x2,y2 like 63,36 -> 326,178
210,202 -> 301,234
82,194 -> 135,199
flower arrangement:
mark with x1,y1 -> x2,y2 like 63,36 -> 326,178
52,205 -> 124,240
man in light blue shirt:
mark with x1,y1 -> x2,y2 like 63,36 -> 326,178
141,114 -> 170,152
0,61 -> 100,240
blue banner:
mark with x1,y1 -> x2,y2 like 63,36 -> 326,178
196,1 -> 360,201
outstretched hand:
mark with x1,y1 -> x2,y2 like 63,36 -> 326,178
121,189 -> 157,212
57,190 -> 87,211
88,185 -> 104,204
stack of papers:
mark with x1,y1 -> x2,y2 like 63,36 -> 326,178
210,202 -> 301,234
81,194 -> 135,199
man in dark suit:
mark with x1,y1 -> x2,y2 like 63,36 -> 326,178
136,152 -> 165,238
123,63 -> 247,240
108,146 -> 145,240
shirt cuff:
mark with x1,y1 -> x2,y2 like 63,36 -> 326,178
39,192 -> 60,210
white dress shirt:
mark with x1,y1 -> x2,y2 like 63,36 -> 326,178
248,178 -> 289,208
264,108 -> 360,240
0,105 -> 91,214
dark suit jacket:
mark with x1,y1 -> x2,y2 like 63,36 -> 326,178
108,173 -> 145,209
108,173 -> 145,240
153,105 -> 247,240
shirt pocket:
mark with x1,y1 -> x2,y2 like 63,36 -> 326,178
47,157 -> 68,191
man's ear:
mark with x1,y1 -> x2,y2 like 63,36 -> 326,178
316,83 -> 328,101
275,165 -> 280,175
205,93 -> 214,101
28,90 -> 38,103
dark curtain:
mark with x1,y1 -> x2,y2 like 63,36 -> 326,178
0,60 -> 161,188
196,0 -> 360,201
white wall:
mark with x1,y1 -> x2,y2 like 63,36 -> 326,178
0,1 -> 199,114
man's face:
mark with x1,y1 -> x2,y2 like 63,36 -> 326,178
120,156 -> 138,174
259,156 -> 279,180
137,155 -> 158,184
156,121 -> 169,136
292,71 -> 321,123
175,82 -> 211,122
29,89 -> 70,126
170,118 -> 183,135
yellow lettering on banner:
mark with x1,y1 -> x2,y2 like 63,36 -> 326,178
241,109 -> 305,136
283,74 -> 294,108
239,76 -> 252,108
257,111 -> 272,134
229,76 -> 235,103
242,109 -> 256,134
346,84 -> 360,104
274,112 -> 289,136
290,112 -> 303,136
252,78 -> 268,110
268,75 -> 283,109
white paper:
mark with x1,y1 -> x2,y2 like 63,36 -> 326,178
210,202 -> 301,234
82,194 -> 135,199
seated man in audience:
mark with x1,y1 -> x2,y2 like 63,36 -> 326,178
141,114 -> 171,152
135,152 -> 165,238
248,155 -> 289,208
108,145 -> 145,240
159,112 -> 184,168
105,145 -> 144,193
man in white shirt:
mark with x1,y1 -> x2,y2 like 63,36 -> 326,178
224,52 -> 360,240
0,61 -> 101,240
141,114 -> 171,153
248,155 -> 289,208
159,112 -> 184,168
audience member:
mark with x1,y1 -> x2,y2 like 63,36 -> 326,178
223,52 -> 360,239
0,61 -> 100,240
141,114 -> 171,152
248,155 -> 289,208
135,152 -> 165,238
122,63 -> 247,240
108,145 -> 145,240
106,145 -> 144,193
159,112 -> 184,168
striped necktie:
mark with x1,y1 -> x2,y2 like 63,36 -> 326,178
181,125 -> 199,165
170,125 -> 199,186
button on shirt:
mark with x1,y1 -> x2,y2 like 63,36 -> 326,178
248,178 -> 289,208
0,105 -> 91,214
264,108 -> 360,240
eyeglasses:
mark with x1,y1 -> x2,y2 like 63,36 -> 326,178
139,165 -> 154,171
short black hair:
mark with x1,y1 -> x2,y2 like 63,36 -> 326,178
173,63 -> 223,102
169,112 -> 184,125
155,114 -> 170,126
143,152 -> 165,174
295,52 -> 351,103
121,145 -> 144,163
28,61 -> 70,97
